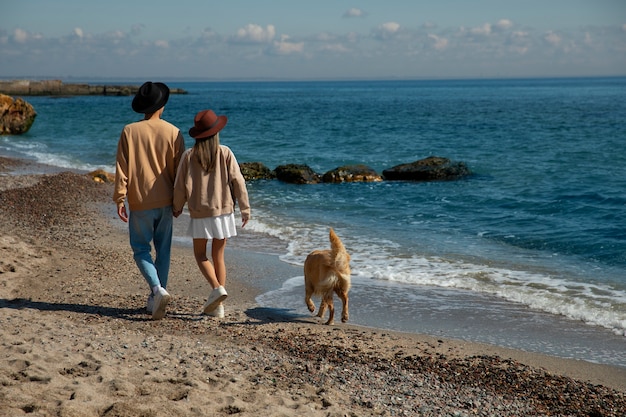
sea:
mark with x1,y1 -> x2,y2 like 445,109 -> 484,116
2,77 -> 625,368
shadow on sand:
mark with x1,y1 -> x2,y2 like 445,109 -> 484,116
0,298 -> 317,326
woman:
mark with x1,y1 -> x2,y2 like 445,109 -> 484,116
173,109 -> 250,318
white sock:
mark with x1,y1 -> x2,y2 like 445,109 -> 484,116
152,285 -> 160,295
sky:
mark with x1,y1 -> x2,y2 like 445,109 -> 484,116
1,1 -> 625,81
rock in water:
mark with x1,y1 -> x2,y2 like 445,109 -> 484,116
239,162 -> 276,181
382,156 -> 471,181
0,94 -> 37,135
274,164 -> 321,184
322,164 -> 383,183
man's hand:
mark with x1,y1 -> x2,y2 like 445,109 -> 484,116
117,205 -> 129,223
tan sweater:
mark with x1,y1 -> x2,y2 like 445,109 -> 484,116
173,146 -> 250,220
113,118 -> 185,211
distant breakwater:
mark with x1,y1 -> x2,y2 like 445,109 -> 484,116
0,80 -> 187,96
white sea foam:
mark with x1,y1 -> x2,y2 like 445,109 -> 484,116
28,151 -> 113,173
248,208 -> 626,336
1,139 -> 114,173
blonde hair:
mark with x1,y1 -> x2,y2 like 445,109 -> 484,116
193,133 -> 220,173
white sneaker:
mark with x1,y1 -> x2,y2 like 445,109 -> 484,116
203,286 -> 227,314
152,287 -> 171,320
146,293 -> 154,314
208,303 -> 224,318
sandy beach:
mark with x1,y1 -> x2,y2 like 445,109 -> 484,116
1,155 -> 625,417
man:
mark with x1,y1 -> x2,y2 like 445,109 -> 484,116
113,81 -> 185,320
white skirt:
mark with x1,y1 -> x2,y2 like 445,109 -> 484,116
187,213 -> 237,239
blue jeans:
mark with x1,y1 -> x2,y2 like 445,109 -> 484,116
128,206 -> 173,290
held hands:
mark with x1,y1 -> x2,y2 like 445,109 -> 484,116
169,206 -> 246,225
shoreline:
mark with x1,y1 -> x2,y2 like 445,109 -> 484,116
1,155 -> 625,415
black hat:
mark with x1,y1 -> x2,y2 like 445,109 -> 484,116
132,81 -> 170,113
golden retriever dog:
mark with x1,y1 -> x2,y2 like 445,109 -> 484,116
304,228 -> 351,325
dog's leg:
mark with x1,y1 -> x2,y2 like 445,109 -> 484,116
323,295 -> 335,325
305,282 -> 316,313
338,290 -> 349,323
316,299 -> 327,318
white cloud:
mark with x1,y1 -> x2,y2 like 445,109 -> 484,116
345,32 -> 359,43
343,8 -> 366,18
320,43 -> 349,53
109,30 -> 125,40
470,23 -> 492,36
372,22 -> 400,40
381,22 -> 400,34
495,19 -> 513,30
507,30 -> 530,54
273,34 -> 303,54
235,24 -> 276,43
2,13 -> 625,80
315,32 -> 336,42
544,31 -> 561,46
428,34 -> 448,50
13,28 -> 29,43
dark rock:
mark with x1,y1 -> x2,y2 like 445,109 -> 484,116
274,164 -> 321,184
0,94 -> 37,135
382,156 -> 471,181
240,162 -> 276,181
322,164 -> 383,183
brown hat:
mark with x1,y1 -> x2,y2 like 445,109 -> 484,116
189,109 -> 228,139
132,81 -> 170,113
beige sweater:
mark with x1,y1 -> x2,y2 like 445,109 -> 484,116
173,146 -> 250,220
113,118 -> 185,211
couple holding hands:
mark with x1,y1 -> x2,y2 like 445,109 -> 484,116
113,81 -> 250,320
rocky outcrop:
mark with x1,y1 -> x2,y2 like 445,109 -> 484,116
88,169 -> 115,183
322,164 -> 383,183
271,163 -> 382,184
0,80 -> 187,96
274,164 -> 321,184
240,162 -> 276,180
0,94 -> 37,135
241,157 -> 470,183
382,156 -> 471,181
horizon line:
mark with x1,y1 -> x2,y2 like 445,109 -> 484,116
1,74 -> 625,84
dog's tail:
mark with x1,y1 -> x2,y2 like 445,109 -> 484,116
329,228 -> 350,275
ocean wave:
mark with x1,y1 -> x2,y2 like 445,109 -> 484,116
0,140 -> 113,173
248,209 -> 626,336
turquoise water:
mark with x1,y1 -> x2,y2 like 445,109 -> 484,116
2,77 -> 625,366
